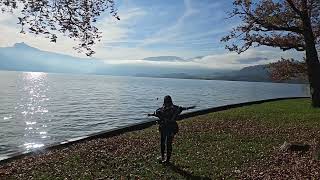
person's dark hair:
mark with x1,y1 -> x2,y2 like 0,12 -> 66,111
163,95 -> 173,107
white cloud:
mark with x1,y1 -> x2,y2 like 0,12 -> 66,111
140,0 -> 197,47
90,7 -> 148,59
94,45 -> 190,60
0,6 -> 147,59
96,7 -> 146,43
100,47 -> 304,70
0,11 -> 91,58
191,48 -> 304,69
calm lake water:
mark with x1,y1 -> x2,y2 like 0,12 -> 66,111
0,70 -> 309,159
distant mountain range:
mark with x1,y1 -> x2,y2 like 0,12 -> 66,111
214,65 -> 272,82
142,56 -> 186,62
0,42 -> 103,74
136,65 -> 307,83
151,64 -> 308,84
0,43 -> 215,76
0,43 -> 307,83
135,65 -> 272,82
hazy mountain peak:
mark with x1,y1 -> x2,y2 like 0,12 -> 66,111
187,56 -> 205,61
13,42 -> 38,50
14,42 -> 29,48
143,56 -> 185,62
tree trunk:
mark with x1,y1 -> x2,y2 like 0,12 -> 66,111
302,13 -> 320,107
307,63 -> 320,107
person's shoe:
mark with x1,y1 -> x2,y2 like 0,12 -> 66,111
163,159 -> 170,165
157,156 -> 165,163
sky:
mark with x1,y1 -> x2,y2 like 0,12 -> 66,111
0,0 -> 304,70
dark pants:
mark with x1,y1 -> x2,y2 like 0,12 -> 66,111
160,126 -> 174,161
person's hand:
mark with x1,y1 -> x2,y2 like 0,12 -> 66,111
147,113 -> 155,117
187,106 -> 196,110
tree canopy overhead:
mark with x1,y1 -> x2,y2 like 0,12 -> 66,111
221,0 -> 319,54
0,0 -> 120,56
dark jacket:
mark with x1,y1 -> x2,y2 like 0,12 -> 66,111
155,105 -> 184,134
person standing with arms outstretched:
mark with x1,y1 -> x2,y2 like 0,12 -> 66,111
148,95 -> 195,164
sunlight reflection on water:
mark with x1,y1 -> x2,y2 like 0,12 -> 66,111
17,72 -> 49,151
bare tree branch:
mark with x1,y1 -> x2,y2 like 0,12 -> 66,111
0,0 -> 120,56
221,0 -> 318,54
286,0 -> 303,16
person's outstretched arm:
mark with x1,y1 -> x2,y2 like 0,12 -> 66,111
148,107 -> 163,117
148,110 -> 165,125
169,106 -> 196,122
147,112 -> 157,117
181,106 -> 196,111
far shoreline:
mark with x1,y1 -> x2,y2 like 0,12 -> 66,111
0,69 -> 309,85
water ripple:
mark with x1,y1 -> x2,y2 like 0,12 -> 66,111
0,71 -> 309,158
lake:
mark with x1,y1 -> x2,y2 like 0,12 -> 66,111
0,70 -> 309,159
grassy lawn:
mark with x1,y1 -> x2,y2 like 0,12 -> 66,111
1,98 -> 320,179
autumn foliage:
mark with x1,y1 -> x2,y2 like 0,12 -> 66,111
268,58 -> 308,81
